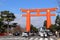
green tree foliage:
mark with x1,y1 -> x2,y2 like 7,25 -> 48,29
30,24 -> 38,33
50,24 -> 57,32
55,15 -> 60,26
49,15 -> 60,32
55,15 -> 60,31
1,11 -> 16,22
0,13 -> 5,33
0,11 -> 16,33
0,22 -> 5,33
43,20 -> 47,29
11,23 -> 17,27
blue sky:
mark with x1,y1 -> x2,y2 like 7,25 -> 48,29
0,0 -> 59,28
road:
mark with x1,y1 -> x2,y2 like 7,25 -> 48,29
0,36 -> 57,40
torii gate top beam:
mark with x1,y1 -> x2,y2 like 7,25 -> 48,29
21,8 -> 57,12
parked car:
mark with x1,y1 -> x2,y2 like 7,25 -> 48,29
45,30 -> 53,36
29,32 -> 36,36
9,33 -> 13,36
22,32 -> 28,37
38,31 -> 47,38
13,32 -> 20,36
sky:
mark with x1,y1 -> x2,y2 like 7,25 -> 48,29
0,0 -> 59,28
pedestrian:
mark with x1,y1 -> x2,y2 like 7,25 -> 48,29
55,31 -> 58,37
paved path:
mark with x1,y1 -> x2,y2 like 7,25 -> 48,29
57,38 -> 60,40
0,36 -> 57,40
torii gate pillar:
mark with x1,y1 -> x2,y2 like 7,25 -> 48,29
20,8 -> 57,32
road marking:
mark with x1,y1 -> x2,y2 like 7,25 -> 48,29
29,37 -> 34,40
34,38 -> 39,40
39,38 -> 43,40
45,38 -> 48,40
50,38 -> 54,40
29,38 -> 55,40
21,37 -> 26,40
0,37 -> 56,40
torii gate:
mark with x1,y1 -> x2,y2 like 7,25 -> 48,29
20,8 -> 57,32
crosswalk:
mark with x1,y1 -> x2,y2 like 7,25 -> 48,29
0,36 -> 57,40
28,37 -> 54,40
20,37 -> 56,40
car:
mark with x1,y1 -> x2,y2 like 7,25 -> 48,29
43,32 -> 47,37
29,32 -> 37,36
38,31 -> 47,38
13,32 -> 20,36
9,33 -> 13,36
47,31 -> 53,36
22,32 -> 28,37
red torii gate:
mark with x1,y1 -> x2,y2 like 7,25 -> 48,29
20,8 -> 57,32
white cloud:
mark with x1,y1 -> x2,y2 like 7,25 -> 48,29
11,13 -> 56,28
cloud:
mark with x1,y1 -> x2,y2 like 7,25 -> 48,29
11,13 -> 56,28
11,14 -> 45,28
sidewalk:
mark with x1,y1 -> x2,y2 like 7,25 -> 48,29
57,38 -> 60,40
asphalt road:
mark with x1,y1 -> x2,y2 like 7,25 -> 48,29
0,36 -> 57,40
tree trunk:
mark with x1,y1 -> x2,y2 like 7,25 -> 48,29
7,21 -> 10,35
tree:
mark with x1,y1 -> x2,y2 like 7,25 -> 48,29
49,15 -> 60,32
0,21 -> 5,33
43,20 -> 47,29
12,23 -> 17,27
1,11 -> 16,23
55,15 -> 60,31
0,13 -> 5,33
50,24 -> 57,32
30,24 -> 38,33
55,15 -> 60,25
1,11 -> 16,33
